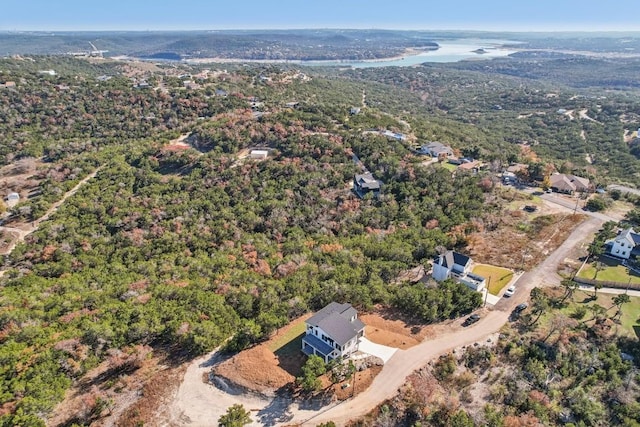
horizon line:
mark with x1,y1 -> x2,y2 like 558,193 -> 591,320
2,27 -> 640,33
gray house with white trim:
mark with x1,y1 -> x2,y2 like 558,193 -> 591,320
302,302 -> 365,363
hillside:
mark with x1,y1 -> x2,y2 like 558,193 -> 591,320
0,39 -> 638,425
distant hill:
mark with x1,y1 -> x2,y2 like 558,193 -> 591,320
0,29 -> 440,61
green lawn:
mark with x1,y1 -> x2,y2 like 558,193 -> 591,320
472,264 -> 514,295
441,162 -> 458,172
620,296 -> 640,334
267,320 -> 306,353
556,290 -> 640,338
577,262 -> 640,285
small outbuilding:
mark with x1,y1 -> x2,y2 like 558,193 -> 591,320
250,149 -> 269,160
5,192 -> 19,207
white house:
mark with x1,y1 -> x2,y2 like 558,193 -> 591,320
250,149 -> 269,160
301,302 -> 366,363
418,141 -> 454,158
5,192 -> 19,208
432,250 -> 486,292
608,228 -> 640,260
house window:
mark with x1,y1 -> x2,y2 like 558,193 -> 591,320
616,250 -> 620,254
623,251 -> 627,256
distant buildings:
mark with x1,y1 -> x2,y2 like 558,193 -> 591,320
380,130 -> 407,141
418,142 -> 454,158
353,172 -> 381,199
250,149 -> 269,160
5,192 -> 19,208
549,173 -> 591,194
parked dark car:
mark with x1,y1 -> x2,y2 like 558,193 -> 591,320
462,313 -> 480,326
515,302 -> 528,312
509,302 -> 528,321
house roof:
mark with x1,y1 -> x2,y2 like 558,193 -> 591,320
458,160 -> 480,170
355,172 -> 381,190
617,228 -> 640,246
302,334 -> 334,357
439,250 -> 471,269
306,302 -> 365,346
506,163 -> 528,174
550,174 -> 590,192
422,141 -> 453,154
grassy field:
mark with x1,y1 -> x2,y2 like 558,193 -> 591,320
267,319 -> 306,353
556,289 -> 640,338
578,262 -> 640,285
440,162 -> 458,172
472,264 -> 514,295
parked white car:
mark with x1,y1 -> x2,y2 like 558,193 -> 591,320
504,285 -> 516,297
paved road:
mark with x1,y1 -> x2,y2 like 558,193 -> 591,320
538,192 -> 619,222
296,216 -> 604,426
608,184 -> 640,197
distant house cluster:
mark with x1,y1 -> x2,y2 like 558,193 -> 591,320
549,173 -> 591,194
432,250 -> 486,292
302,302 -> 365,363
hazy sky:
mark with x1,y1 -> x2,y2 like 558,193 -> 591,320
2,0 -> 639,32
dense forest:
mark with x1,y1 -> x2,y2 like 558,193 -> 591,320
0,46 -> 638,425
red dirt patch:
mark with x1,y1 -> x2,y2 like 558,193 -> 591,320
214,309 -> 429,396
214,345 -> 296,392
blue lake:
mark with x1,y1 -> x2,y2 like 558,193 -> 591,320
301,39 -> 522,68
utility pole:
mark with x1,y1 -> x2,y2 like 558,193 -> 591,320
484,277 -> 491,306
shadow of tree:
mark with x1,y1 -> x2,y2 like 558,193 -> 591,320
256,386 -> 295,427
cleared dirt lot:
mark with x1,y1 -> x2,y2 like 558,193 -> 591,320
213,309 -> 426,395
467,189 -> 586,271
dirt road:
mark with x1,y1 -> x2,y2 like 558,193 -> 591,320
165,216 -> 603,426
0,168 -> 101,275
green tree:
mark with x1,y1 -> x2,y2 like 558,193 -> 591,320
218,404 -> 252,427
612,293 -> 631,320
530,288 -> 550,325
592,282 -> 603,300
561,278 -> 579,303
297,355 -> 327,392
328,358 -> 356,384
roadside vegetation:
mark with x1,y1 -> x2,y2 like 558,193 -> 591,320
356,286 -> 640,426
